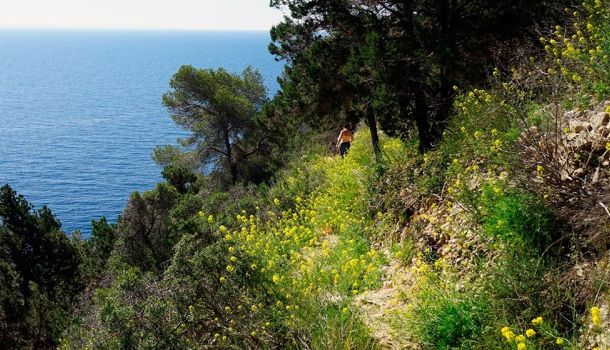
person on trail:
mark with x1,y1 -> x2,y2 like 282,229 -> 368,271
336,124 -> 353,158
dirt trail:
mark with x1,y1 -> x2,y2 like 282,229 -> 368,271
355,256 -> 420,349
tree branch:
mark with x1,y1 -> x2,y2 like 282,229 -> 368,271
243,136 -> 270,158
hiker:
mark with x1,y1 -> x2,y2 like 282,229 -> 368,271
336,124 -> 353,157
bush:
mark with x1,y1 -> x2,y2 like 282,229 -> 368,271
0,185 -> 83,349
409,272 -> 490,350
482,190 -> 557,251
162,164 -> 199,194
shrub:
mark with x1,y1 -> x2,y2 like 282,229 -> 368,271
409,271 -> 490,350
483,190 -> 557,251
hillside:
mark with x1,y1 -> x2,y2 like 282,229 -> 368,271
2,0 -> 610,349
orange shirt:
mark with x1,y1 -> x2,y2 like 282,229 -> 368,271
338,129 -> 353,143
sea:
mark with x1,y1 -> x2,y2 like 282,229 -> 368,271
0,30 -> 284,236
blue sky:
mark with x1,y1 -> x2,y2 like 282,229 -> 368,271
0,0 -> 284,30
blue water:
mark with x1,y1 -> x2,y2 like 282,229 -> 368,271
0,30 -> 283,236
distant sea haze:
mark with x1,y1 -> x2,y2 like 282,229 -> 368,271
0,29 -> 284,236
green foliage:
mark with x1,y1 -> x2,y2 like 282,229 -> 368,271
409,273 -> 490,350
538,0 -> 610,102
222,132 -> 390,348
160,65 -> 276,185
391,239 -> 416,266
270,0 -> 571,151
0,184 -> 83,349
79,217 -> 117,279
309,305 -> 378,350
115,183 -> 180,272
482,190 -> 557,250
162,164 -> 200,194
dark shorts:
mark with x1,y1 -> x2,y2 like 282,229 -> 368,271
339,142 -> 351,157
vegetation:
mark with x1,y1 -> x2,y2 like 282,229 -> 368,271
157,66 -> 281,186
3,0 -> 610,349
0,185 -> 82,349
269,0 -> 571,153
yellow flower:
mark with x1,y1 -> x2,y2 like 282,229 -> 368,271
226,265 -> 234,273
230,256 -> 237,263
501,327 -> 515,342
556,338 -> 565,346
517,343 -> 526,350
273,197 -> 280,206
515,335 -> 525,342
272,274 -> 280,284
591,306 -> 602,326
219,276 -> 226,283
207,214 -> 214,223
531,316 -> 543,325
571,73 -> 582,83
525,328 -> 536,337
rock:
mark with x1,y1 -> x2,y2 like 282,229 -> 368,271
528,126 -> 540,133
591,112 -> 610,130
592,167 -> 600,183
569,120 -> 591,133
599,100 -> 610,112
565,109 -> 584,119
569,122 -> 584,133
573,168 -> 586,178
604,161 -> 610,167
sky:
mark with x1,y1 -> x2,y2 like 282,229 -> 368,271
0,0 -> 285,31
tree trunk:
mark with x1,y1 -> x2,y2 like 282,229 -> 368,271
433,0 -> 456,141
366,110 -> 382,164
414,88 -> 431,154
224,128 -> 238,184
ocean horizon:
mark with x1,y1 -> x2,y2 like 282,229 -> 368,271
0,29 -> 284,236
